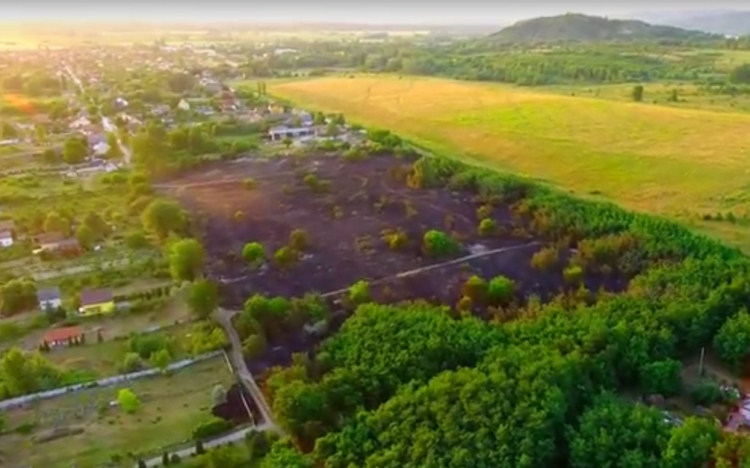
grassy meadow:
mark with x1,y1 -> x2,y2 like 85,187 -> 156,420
271,74 -> 750,251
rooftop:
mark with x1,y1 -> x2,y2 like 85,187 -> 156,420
37,287 -> 61,302
43,326 -> 82,343
80,288 -> 114,307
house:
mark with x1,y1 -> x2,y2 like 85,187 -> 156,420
177,99 -> 191,111
34,233 -> 81,255
93,141 -> 110,157
0,230 -> 13,247
79,288 -> 115,316
42,326 -> 83,348
268,125 -> 314,141
0,220 -> 14,248
37,287 -> 62,311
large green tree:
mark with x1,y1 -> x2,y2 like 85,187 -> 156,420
168,238 -> 206,282
141,200 -> 185,240
187,279 -> 219,319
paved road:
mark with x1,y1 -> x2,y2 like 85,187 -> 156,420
64,64 -> 131,166
214,308 -> 280,433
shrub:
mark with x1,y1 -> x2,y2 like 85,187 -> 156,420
689,380 -> 723,406
423,230 -> 459,257
478,218 -> 497,236
117,388 -> 140,414
273,247 -> 298,268
242,242 -> 265,265
462,275 -> 487,302
348,280 -> 371,305
243,178 -> 257,190
638,359 -> 683,397
289,229 -> 308,251
563,265 -> 584,285
456,296 -> 473,314
487,276 -> 514,305
170,454 -> 181,464
121,352 -> 143,373
381,229 -> 408,250
303,173 -> 329,192
192,417 -> 232,441
530,246 -> 561,270
476,204 -> 492,219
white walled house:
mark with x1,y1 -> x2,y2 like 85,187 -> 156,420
37,287 -> 62,311
0,230 -> 13,247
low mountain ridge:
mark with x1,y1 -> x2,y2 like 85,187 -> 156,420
488,13 -> 720,44
649,11 -> 750,36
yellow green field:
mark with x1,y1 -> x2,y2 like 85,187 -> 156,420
271,75 -> 750,251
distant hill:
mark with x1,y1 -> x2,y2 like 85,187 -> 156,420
636,10 -> 750,36
487,13 -> 720,44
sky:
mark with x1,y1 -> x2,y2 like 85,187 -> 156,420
3,1 -> 750,24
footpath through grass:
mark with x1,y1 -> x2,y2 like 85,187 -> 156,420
271,74 -> 750,252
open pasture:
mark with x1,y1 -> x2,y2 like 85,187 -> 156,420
271,75 -> 750,251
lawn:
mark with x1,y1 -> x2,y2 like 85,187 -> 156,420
0,356 -> 232,468
271,74 -> 750,251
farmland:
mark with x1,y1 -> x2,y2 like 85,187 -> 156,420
271,75 -> 750,251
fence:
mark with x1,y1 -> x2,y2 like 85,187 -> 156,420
0,351 -> 222,410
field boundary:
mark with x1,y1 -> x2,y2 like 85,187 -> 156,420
0,351 -> 222,410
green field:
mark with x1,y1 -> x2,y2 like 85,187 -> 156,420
0,356 -> 232,467
271,74 -> 750,251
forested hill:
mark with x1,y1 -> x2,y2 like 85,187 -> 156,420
487,13 -> 720,44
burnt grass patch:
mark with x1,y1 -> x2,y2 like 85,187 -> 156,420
159,154 -> 629,309
158,154 -> 635,376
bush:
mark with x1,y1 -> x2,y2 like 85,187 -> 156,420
170,454 -> 181,464
478,218 -> 497,236
243,178 -> 257,190
563,265 -> 584,285
192,417 -> 232,441
476,204 -> 492,219
423,230 -> 459,257
381,229 -> 408,250
638,359 -> 682,396
462,275 -> 487,302
348,280 -> 371,305
289,229 -> 308,251
487,276 -> 514,305
121,352 -> 143,373
689,380 -> 723,406
273,247 -> 298,268
531,246 -> 561,270
242,242 -> 265,265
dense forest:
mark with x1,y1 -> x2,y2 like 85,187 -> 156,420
196,151 -> 750,468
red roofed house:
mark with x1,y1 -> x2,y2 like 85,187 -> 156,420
42,326 -> 83,348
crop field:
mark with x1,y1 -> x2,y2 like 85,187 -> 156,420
0,357 -> 235,468
271,75 -> 750,251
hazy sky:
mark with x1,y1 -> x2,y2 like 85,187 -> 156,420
4,1 -> 750,24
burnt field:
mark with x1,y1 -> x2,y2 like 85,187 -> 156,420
157,153 -> 629,311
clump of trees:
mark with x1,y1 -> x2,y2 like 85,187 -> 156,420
0,278 -> 37,316
168,238 -> 206,282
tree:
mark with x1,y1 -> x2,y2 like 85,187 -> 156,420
662,417 -> 720,468
242,242 -> 266,265
75,224 -> 97,250
632,84 -> 644,102
0,279 -> 37,316
62,136 -> 88,164
243,333 -> 268,359
1,122 -> 17,139
289,229 -> 308,251
187,279 -> 219,319
44,211 -> 70,235
169,238 -> 206,282
478,218 -> 497,236
196,440 -> 205,455
422,230 -> 459,257
117,388 -> 141,413
282,137 -> 293,149
162,452 -> 171,466
105,132 -> 122,159
639,359 -> 682,396
729,63 -> 750,84
83,211 -> 109,238
150,348 -> 171,372
462,275 -> 487,302
313,112 -> 326,125
274,247 -> 298,268
714,309 -> 750,370
486,276 -> 514,305
141,200 -> 185,240
568,394 -> 669,468
348,280 -> 371,305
